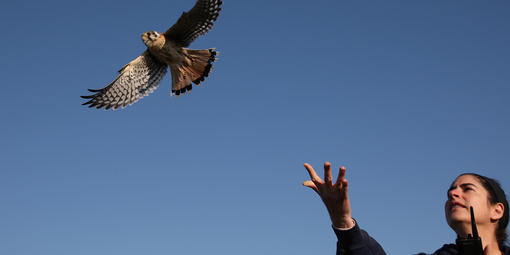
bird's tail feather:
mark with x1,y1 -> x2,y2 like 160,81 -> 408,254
170,48 -> 217,96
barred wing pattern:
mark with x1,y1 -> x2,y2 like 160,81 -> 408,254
164,0 -> 223,47
81,51 -> 168,110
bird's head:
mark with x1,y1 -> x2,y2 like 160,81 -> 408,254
141,31 -> 161,47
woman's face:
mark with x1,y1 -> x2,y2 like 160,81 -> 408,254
445,174 -> 493,229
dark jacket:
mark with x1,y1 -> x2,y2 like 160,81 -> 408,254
333,222 -> 510,255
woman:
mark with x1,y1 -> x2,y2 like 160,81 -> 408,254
302,162 -> 509,255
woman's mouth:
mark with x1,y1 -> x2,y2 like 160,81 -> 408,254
450,202 -> 467,211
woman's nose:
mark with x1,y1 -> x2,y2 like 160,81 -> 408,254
449,188 -> 461,199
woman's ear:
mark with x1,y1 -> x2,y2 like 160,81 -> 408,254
490,202 -> 505,222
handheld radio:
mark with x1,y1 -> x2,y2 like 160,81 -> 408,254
455,206 -> 484,255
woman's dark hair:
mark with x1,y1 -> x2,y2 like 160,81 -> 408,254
462,173 -> 509,249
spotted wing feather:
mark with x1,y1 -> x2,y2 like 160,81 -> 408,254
81,51 -> 168,110
164,0 -> 223,47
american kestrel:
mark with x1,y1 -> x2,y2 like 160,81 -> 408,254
81,0 -> 223,110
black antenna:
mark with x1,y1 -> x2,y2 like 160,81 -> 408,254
470,206 -> 479,238
456,206 -> 484,255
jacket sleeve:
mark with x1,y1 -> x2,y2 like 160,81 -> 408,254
333,221 -> 386,255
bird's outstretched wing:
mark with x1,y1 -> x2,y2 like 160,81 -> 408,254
81,51 -> 168,110
164,0 -> 223,47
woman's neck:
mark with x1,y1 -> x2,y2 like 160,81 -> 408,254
480,230 -> 501,255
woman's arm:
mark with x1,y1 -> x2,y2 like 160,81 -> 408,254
303,162 -> 386,255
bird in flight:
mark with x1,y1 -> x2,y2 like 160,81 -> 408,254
81,0 -> 223,110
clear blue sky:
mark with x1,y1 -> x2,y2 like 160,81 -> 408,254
1,0 -> 509,254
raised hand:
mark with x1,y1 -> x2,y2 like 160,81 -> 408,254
303,162 -> 355,229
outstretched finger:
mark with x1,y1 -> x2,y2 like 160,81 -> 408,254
303,180 -> 319,193
335,166 -> 347,186
324,162 -> 333,186
342,179 -> 349,196
304,163 -> 322,183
